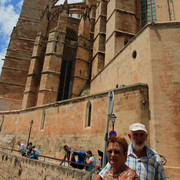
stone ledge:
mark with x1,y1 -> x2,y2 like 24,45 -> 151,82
0,151 -> 93,180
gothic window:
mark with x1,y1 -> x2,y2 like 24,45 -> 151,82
141,0 -> 157,27
57,56 -> 73,101
66,29 -> 78,41
85,101 -> 92,128
57,29 -> 77,101
40,110 -> 45,130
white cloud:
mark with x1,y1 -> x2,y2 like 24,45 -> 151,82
17,0 -> 23,9
0,0 -> 11,6
0,5 -> 19,36
0,0 -> 20,74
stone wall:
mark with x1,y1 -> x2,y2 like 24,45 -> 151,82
90,22 -> 180,167
0,0 -> 49,110
0,152 -> 180,180
0,84 -> 148,160
0,151 -> 95,180
155,0 -> 180,21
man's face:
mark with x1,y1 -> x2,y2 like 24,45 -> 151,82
107,142 -> 126,167
64,146 -> 70,152
129,130 -> 147,151
28,144 -> 32,150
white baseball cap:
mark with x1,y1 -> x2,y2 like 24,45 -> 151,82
129,123 -> 147,133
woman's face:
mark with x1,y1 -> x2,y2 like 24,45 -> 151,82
28,144 -> 32,150
86,153 -> 90,158
107,142 -> 126,167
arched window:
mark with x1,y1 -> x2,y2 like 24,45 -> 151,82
40,110 -> 46,130
85,101 -> 92,127
57,29 -> 77,101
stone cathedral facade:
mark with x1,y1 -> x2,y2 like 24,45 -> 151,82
0,0 -> 180,178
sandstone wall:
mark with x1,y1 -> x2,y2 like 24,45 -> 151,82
0,85 -> 148,160
0,151 -> 94,180
155,0 -> 180,21
90,22 -> 180,167
0,151 -> 180,180
0,0 -> 49,110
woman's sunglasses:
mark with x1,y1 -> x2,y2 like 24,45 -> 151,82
107,150 -> 121,154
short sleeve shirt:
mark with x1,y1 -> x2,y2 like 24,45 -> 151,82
86,156 -> 96,171
65,149 -> 76,162
19,143 -> 26,155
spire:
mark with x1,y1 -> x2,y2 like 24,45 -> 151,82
63,0 -> 68,9
64,0 -> 68,6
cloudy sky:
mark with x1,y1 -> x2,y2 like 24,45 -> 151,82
0,0 -> 82,75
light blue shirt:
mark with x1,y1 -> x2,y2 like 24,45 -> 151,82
86,156 -> 96,171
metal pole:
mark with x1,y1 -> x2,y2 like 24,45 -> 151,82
27,120 -> 33,149
102,91 -> 114,168
112,123 -> 114,131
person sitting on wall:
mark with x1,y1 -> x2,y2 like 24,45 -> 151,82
26,142 -> 39,159
14,141 -> 26,156
29,146 -> 39,160
74,151 -> 86,169
26,142 -> 33,157
85,150 -> 96,172
59,145 -> 76,167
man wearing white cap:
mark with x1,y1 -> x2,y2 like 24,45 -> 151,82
95,123 -> 166,180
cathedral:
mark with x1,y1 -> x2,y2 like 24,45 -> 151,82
0,0 -> 179,178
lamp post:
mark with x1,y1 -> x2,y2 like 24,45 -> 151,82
27,120 -> 33,149
110,114 -> 116,130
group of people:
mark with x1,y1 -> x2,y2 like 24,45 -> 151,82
14,141 -> 39,159
13,123 -> 166,179
94,123 -> 166,180
59,145 -> 96,172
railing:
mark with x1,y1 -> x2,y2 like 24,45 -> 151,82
0,146 -> 96,180
0,146 -> 96,168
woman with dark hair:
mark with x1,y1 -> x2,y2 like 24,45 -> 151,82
102,136 -> 139,180
26,142 -> 33,157
85,150 -> 96,172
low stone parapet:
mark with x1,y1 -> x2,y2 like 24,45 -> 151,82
0,151 -> 96,180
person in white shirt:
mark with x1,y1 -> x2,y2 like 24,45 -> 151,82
14,141 -> 26,156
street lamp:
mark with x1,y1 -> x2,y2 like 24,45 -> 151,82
27,120 -> 33,149
110,114 -> 116,130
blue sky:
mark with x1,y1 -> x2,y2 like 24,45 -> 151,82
0,0 -> 82,75
0,0 -> 23,75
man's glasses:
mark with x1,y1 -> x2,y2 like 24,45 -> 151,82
107,150 -> 121,154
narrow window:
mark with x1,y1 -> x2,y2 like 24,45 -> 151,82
40,110 -> 46,130
85,101 -> 92,127
88,103 -> 92,127
0,115 -> 4,132
141,0 -> 157,27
